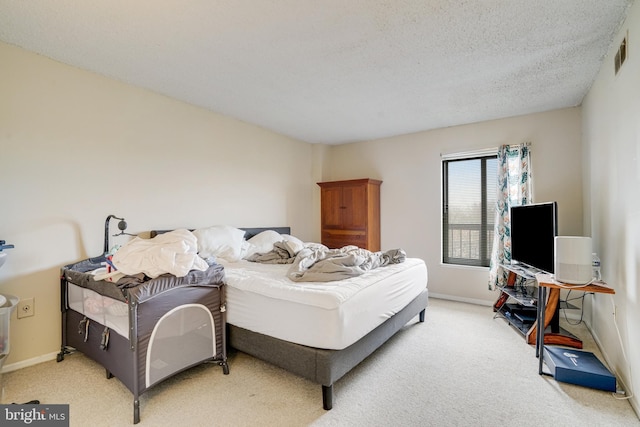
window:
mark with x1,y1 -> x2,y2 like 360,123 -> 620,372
442,154 -> 497,267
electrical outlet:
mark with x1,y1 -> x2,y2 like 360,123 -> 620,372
17,297 -> 34,319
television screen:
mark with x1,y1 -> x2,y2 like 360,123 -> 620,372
510,202 -> 558,274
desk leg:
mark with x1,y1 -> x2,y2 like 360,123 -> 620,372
538,286 -> 546,375
527,288 -> 577,344
527,287 -> 583,350
535,285 -> 543,358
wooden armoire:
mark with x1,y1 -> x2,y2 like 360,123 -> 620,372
317,178 -> 382,251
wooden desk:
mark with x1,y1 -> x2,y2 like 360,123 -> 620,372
535,274 -> 615,375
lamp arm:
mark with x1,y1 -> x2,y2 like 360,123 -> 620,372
104,215 -> 124,254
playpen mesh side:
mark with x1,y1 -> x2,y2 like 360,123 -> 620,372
145,304 -> 216,388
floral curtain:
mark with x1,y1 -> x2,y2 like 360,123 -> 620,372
488,142 -> 533,290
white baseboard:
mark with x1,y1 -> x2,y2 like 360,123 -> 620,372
429,293 -> 494,307
1,351 -> 59,374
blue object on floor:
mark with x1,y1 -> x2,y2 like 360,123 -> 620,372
543,346 -> 616,392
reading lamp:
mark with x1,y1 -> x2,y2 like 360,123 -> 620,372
104,215 -> 133,254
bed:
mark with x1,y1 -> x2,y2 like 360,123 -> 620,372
58,246 -> 228,424
150,226 -> 429,410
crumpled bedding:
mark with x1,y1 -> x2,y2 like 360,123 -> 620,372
244,241 -> 297,264
288,245 -> 406,282
112,229 -> 209,278
248,242 -> 406,282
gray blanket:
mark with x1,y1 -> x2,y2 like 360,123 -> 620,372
248,243 -> 406,282
245,241 -> 297,264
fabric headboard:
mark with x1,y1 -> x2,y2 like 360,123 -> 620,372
239,227 -> 291,239
149,227 -> 291,239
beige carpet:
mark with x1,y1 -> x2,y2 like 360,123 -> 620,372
3,298 -> 638,426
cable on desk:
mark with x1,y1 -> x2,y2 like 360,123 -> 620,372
560,290 -> 587,326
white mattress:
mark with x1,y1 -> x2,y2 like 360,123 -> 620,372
221,257 -> 428,350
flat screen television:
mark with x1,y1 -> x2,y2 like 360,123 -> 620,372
510,201 -> 558,274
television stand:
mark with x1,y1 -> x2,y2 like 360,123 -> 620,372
494,264 -> 581,348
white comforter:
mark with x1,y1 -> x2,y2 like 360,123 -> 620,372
112,229 -> 209,278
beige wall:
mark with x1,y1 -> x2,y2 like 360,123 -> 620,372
321,108 -> 583,304
0,42 -> 315,367
582,1 -> 639,414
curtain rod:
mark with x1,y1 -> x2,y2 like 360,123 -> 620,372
440,147 -> 498,160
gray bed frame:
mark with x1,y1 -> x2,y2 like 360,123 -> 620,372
150,227 -> 428,410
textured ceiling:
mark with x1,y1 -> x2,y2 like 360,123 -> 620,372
0,1 -> 634,144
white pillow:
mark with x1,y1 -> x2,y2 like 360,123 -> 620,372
281,234 -> 305,254
192,225 -> 246,262
243,230 -> 283,258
